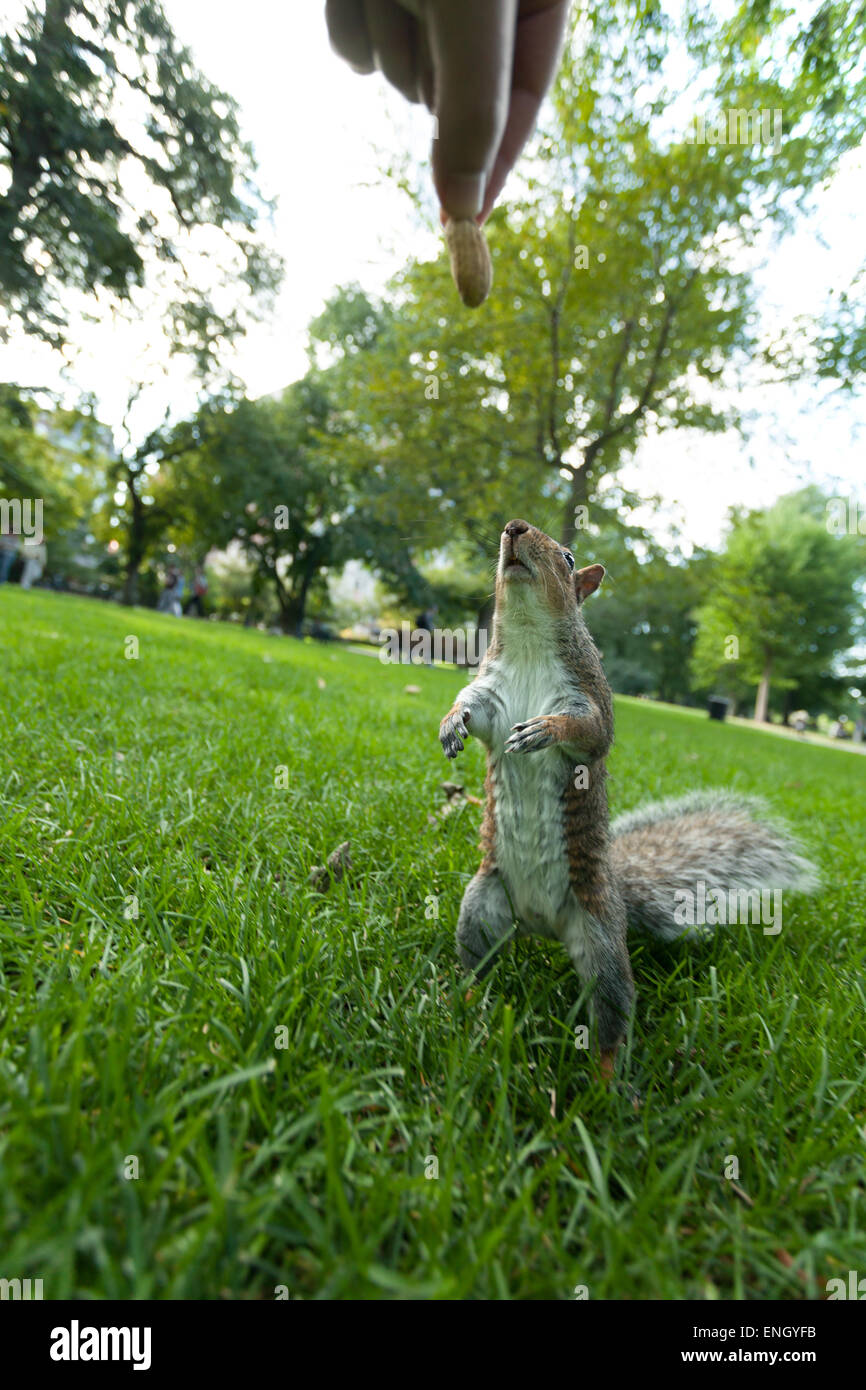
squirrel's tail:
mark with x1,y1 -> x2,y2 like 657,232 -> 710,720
610,790 -> 819,941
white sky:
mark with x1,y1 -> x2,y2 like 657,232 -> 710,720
1,1 -> 864,550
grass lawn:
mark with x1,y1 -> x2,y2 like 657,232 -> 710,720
1,588 -> 864,1300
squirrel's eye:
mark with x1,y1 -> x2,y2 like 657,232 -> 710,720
562,551 -> 575,572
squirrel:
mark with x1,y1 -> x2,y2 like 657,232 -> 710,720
439,518 -> 819,1080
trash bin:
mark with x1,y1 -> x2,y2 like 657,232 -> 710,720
708,696 -> 728,721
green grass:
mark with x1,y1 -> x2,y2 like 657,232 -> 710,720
1,588 -> 864,1300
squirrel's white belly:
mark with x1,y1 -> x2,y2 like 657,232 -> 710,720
487,653 -> 574,936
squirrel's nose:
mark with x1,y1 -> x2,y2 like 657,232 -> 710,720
504,519 -> 530,538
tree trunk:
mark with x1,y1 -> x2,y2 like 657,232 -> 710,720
278,602 -> 304,637
277,540 -> 325,637
754,657 -> 773,722
123,563 -> 139,606
120,464 -> 147,605
560,446 -> 596,549
274,576 -> 305,636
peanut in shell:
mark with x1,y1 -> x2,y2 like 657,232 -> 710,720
444,217 -> 493,308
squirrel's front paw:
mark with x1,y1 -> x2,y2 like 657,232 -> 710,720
440,705 -> 469,760
505,715 -> 556,754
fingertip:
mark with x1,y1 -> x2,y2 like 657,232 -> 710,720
428,0 -> 516,220
478,152 -> 509,223
437,172 -> 486,221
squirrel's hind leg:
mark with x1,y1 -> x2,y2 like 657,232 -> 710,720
456,868 -> 514,978
563,906 -> 634,1080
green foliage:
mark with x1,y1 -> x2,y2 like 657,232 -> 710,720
589,532 -> 715,703
149,382 -> 340,632
691,488 -> 865,714
0,387 -> 113,578
333,0 -> 866,555
0,389 -> 60,497
417,545 -> 496,629
814,278 -> 866,389
0,0 -> 282,365
153,377 -> 429,632
309,280 -> 546,570
103,433 -> 177,606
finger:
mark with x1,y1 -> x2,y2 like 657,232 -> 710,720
427,0 -> 519,220
363,0 -> 422,103
415,19 -> 435,109
325,0 -> 375,74
480,0 -> 570,222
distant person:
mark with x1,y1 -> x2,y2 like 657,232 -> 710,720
19,538 -> 47,589
0,523 -> 19,583
157,567 -> 182,616
157,569 -> 173,613
184,566 -> 208,617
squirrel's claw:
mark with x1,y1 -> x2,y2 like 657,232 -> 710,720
505,716 -> 554,754
439,710 -> 468,759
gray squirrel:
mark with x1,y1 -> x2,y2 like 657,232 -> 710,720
439,519 -> 818,1079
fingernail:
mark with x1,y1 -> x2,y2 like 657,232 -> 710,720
440,173 -> 485,220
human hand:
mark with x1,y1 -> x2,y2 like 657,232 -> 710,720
325,0 -> 571,223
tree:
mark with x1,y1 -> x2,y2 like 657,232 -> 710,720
95,383 -> 180,605
814,278 -> 866,391
0,0 -> 281,365
690,489 -> 864,721
324,0 -> 866,557
148,381 -> 355,634
108,446 -> 174,606
0,386 -> 112,580
0,386 -> 62,496
587,531 -> 714,703
309,284 -> 521,617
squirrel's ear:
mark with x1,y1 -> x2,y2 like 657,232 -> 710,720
574,563 -> 605,605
